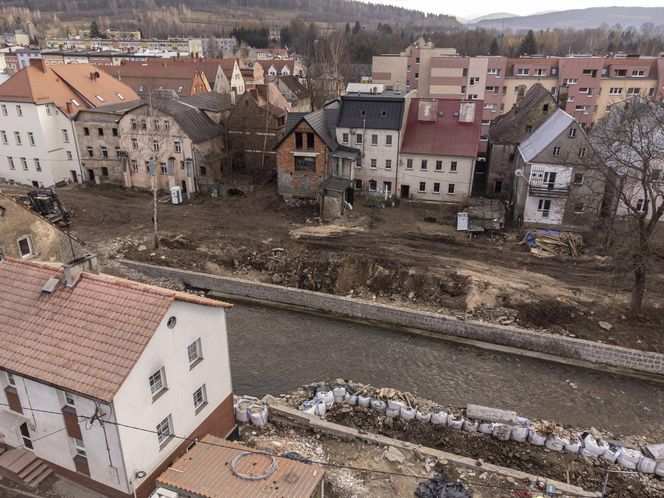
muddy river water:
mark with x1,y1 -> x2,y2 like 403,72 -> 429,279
226,303 -> 664,438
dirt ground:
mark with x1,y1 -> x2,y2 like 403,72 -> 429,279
9,181 -> 663,352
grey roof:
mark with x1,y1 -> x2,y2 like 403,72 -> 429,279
75,99 -> 143,120
518,109 -> 575,162
321,176 -> 352,192
337,94 -> 406,130
278,75 -> 309,98
179,92 -> 232,113
489,83 -> 554,142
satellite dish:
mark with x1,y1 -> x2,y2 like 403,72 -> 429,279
515,168 -> 524,177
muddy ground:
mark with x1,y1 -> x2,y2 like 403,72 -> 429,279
12,182 -> 663,352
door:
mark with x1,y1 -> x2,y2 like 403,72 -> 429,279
19,422 -> 33,450
543,172 -> 556,189
181,180 -> 187,193
87,169 -> 95,182
400,184 -> 410,199
538,199 -> 551,218
345,186 -> 354,205
70,170 -> 78,183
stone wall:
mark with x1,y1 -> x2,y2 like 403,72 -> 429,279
121,260 -> 664,376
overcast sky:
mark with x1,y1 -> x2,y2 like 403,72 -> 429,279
364,1 -> 663,21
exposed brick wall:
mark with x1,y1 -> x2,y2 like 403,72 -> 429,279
122,260 -> 664,376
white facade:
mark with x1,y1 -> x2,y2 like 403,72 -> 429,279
0,299 -> 231,496
398,154 -> 474,201
0,101 -> 83,186
519,163 -> 573,224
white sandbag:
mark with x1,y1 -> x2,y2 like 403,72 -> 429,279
564,436 -> 582,454
545,436 -> 564,452
299,400 -> 316,415
516,417 -> 531,426
582,434 -> 608,457
358,395 -> 371,407
431,409 -> 448,425
462,419 -> 479,432
478,422 -> 494,434
385,406 -> 401,418
492,423 -> 512,441
447,414 -> 464,430
333,387 -> 347,403
511,426 -> 529,442
655,461 -> 664,477
344,394 -> 358,406
316,390 -> 335,409
528,430 -> 546,446
400,406 -> 416,421
387,399 -> 405,411
313,399 -> 327,416
370,398 -> 387,412
617,448 -> 641,470
637,456 -> 657,474
602,446 -> 621,463
416,411 -> 432,423
234,398 -> 252,423
249,403 -> 269,426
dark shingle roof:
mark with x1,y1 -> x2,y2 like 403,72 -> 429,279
337,94 -> 405,130
489,83 -> 555,143
278,75 -> 309,98
179,92 -> 232,113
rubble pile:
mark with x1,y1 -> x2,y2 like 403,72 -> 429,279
523,230 -> 584,257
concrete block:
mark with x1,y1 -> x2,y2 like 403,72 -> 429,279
466,404 -> 517,424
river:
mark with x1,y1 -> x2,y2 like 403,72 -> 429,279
226,302 -> 664,438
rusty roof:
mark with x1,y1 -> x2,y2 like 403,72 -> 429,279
0,258 -> 231,402
157,435 -> 324,498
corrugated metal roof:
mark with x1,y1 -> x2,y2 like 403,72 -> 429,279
518,109 -> 575,162
337,94 -> 405,130
157,435 -> 324,498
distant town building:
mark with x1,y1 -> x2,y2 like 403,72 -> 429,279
275,75 -> 311,112
111,61 -> 211,97
45,37 -> 204,57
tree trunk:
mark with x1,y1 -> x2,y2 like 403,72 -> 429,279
631,258 -> 646,316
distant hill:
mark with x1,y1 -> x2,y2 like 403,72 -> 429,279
472,7 -> 664,30
467,13 -> 518,23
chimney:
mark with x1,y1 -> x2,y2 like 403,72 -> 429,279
30,57 -> 46,73
63,253 -> 98,288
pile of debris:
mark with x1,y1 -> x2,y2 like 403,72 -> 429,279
523,230 -> 583,257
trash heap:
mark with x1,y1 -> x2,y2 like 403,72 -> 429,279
295,382 -> 664,478
523,230 -> 583,257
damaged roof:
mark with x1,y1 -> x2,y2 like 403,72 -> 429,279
518,109 -> 575,162
179,92 -> 232,113
0,258 -> 231,402
489,83 -> 556,143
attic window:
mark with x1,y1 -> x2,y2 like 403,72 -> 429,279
177,86 -> 184,93
381,110 -> 387,118
360,110 -> 367,117
71,99 -> 80,107
138,85 -> 144,92
95,95 -> 105,102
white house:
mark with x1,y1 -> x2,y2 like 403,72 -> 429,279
0,255 -> 236,498
0,60 -> 138,187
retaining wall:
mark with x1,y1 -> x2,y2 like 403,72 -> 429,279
121,260 -> 664,376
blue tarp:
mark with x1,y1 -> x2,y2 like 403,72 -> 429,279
524,229 -> 562,248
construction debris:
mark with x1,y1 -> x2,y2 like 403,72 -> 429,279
416,474 -> 472,498
523,230 -> 583,257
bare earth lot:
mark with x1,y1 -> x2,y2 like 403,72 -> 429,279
44,183 -> 664,353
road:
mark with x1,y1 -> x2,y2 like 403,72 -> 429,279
227,302 -> 664,438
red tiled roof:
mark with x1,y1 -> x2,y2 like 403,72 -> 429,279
157,435 -> 324,498
0,258 -> 230,402
400,98 -> 482,157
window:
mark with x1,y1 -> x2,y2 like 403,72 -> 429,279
575,105 -> 589,114
484,103 -> 497,112
115,147 -> 121,158
418,182 -> 426,192
552,146 -> 561,156
415,57 -> 420,64
574,173 -> 584,185
73,438 -> 86,457
101,167 -> 109,176
385,159 -> 392,169
66,150 -> 73,160
156,416 -> 172,446
578,147 -> 586,158
306,133 -> 314,149
609,88 -> 623,95
101,146 -> 108,158
385,135 -> 392,146
407,64 -> 411,72
447,183 -> 455,194
495,180 -> 503,193
174,141 -> 182,153
371,134 -> 378,146
636,199 -> 647,213
356,156 -> 362,168
112,128 -> 118,137
7,372 -> 16,386
295,132 -> 303,150
98,128 -> 104,137
563,78 -> 577,86
534,69 -> 546,76
415,73 -> 419,79
380,110 -> 387,118
487,68 -> 501,76
542,104 -> 550,113
130,119 -> 137,131
193,385 -> 207,410
653,169 -> 662,182
131,160 -> 139,171
627,88 -> 640,95
368,180 -> 377,191
164,120 -> 170,131
632,69 -> 645,77
574,203 -> 584,214
342,133 -> 349,144
582,68 -> 595,77
16,105 -> 22,116
0,131 -> 6,144
537,199 -> 551,217
14,132 -> 21,145
20,157 -> 27,171
187,339 -> 202,365
34,159 -> 41,172
433,182 -> 441,193
516,68 -> 529,76
356,133 -> 362,144
435,160 -> 442,171
370,159 -> 377,169
64,391 -> 75,407
131,138 -> 138,149
149,368 -> 166,396
62,129 -> 69,142
177,85 -> 184,93
17,235 -> 34,258
86,146 -> 94,158
355,179 -> 363,189
27,132 -> 35,145
569,128 -> 577,138
450,161 -> 458,172
649,88 -> 656,97
1,105 -> 6,116
153,140 -> 160,152
157,163 -> 167,174
469,77 -> 480,85
383,181 -> 392,192
141,120 -> 147,131
420,160 -> 427,170
406,159 -> 413,169
153,120 -> 160,131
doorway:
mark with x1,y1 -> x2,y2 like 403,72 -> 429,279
20,422 -> 33,450
181,180 -> 187,193
87,169 -> 95,182
400,184 -> 410,199
70,170 -> 78,183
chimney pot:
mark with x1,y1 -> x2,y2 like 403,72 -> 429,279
63,253 -> 98,288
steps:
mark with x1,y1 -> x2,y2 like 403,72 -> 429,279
0,447 -> 53,488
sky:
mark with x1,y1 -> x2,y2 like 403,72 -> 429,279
363,0 -> 663,21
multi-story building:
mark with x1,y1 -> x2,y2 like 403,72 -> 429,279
399,99 -> 482,202
335,85 -> 414,197
275,75 -> 311,112
14,48 -> 41,70
45,37 -> 203,57
513,109 -> 605,229
0,255 -> 235,498
0,60 -> 139,187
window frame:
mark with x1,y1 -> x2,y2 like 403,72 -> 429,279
149,368 -> 167,398
187,338 -> 203,367
17,235 -> 35,259
156,415 -> 173,447
193,385 -> 207,412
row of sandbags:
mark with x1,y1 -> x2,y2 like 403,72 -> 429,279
234,396 -> 269,427
298,387 -> 664,477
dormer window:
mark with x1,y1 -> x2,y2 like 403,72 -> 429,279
381,110 -> 387,117
360,110 -> 367,117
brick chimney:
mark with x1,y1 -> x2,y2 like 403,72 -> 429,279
63,253 -> 98,288
30,57 -> 46,73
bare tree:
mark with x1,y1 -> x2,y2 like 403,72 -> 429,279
590,97 -> 664,315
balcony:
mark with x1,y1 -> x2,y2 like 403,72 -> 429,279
529,181 -> 570,197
